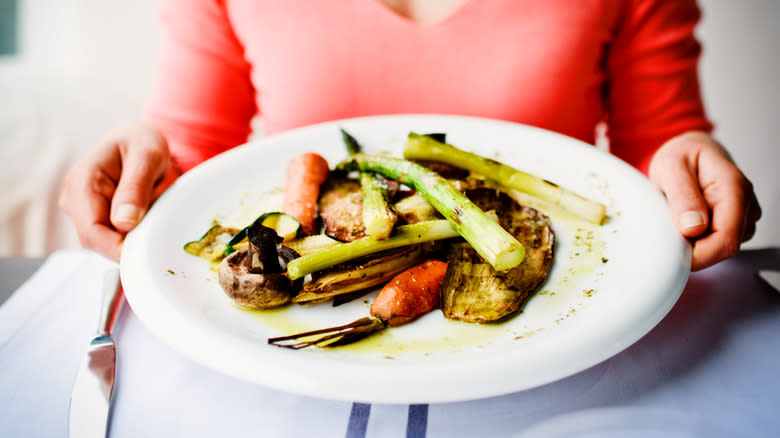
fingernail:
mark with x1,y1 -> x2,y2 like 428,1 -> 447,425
680,211 -> 706,230
116,204 -> 144,224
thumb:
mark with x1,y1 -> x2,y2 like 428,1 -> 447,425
651,158 -> 709,238
110,145 -> 170,232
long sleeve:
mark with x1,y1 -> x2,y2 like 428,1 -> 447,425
605,0 -> 713,174
142,0 -> 257,172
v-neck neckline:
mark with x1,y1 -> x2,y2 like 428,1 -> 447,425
367,0 -> 476,28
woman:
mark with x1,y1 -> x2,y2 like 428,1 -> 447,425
60,0 -> 761,269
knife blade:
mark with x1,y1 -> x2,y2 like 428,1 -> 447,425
68,267 -> 124,438
758,270 -> 780,293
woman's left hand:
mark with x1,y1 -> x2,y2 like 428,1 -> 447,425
648,131 -> 761,271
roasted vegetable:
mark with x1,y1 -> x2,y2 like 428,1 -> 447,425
394,193 -> 441,224
286,219 -> 460,280
225,212 -> 302,257
281,234 -> 341,256
184,224 -> 240,262
282,152 -> 330,235
246,219 -> 283,273
341,128 -> 398,240
440,189 -> 554,323
360,171 -> 398,240
218,222 -> 302,309
370,259 -> 447,326
318,177 -> 367,241
404,132 -> 607,225
292,245 -> 427,304
257,212 -> 302,241
412,161 -> 470,180
269,259 -> 448,349
336,153 -> 525,271
340,128 -> 362,156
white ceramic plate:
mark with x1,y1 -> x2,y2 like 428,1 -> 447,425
120,115 -> 690,403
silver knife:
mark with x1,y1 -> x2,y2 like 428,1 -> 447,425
758,270 -> 780,293
68,268 -> 124,438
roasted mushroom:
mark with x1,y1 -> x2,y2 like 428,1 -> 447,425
440,188 -> 554,323
318,177 -> 367,241
218,220 -> 302,309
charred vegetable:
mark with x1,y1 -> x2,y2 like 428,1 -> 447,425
184,224 -> 240,262
227,212 -> 302,255
281,234 -> 341,256
394,193 -> 441,224
404,133 -> 607,225
246,219 -> 283,273
218,220 -> 302,309
269,259 -> 448,349
256,212 -> 302,241
292,245 -> 427,304
340,128 -> 362,156
336,154 -> 525,271
341,128 -> 398,240
440,189 -> 554,323
359,172 -> 398,240
286,219 -> 460,280
318,177 -> 367,241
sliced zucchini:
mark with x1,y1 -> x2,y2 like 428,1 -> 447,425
258,212 -> 301,241
227,212 -> 302,255
184,224 -> 241,262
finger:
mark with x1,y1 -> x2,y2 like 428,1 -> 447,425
690,230 -> 740,271
747,193 -> 762,223
690,180 -> 744,271
68,167 -> 126,261
110,144 -> 170,232
741,194 -> 762,242
80,223 -> 125,262
741,221 -> 756,243
152,161 -> 182,201
652,157 -> 709,238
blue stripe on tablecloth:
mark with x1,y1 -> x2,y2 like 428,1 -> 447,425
345,402 -> 429,438
346,403 -> 371,438
406,404 -> 428,438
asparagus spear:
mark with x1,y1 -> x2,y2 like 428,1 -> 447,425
287,220 -> 459,280
336,154 -> 526,271
404,133 -> 607,225
340,128 -> 398,239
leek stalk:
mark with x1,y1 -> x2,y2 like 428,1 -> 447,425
404,133 -> 607,225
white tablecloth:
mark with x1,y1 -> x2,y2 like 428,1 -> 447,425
1,249 -> 778,437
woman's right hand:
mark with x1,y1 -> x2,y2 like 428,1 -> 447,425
59,122 -> 180,261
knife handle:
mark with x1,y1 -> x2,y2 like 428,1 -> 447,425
97,268 -> 124,336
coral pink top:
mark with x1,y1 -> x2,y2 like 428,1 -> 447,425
144,0 -> 712,174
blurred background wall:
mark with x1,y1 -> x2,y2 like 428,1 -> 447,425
696,0 -> 779,250
0,0 -> 777,257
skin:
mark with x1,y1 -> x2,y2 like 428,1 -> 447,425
377,0 -> 470,24
59,122 -> 179,261
648,131 -> 761,271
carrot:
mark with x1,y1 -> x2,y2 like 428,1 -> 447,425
370,259 -> 448,327
282,152 -> 330,235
